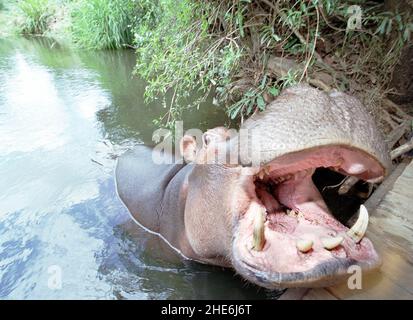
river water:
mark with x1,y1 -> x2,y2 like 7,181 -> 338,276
0,37 -> 280,299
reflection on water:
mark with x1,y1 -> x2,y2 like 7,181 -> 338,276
0,37 -> 279,299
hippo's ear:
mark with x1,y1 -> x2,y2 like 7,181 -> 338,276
180,135 -> 197,162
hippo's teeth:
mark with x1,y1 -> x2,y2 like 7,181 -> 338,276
286,208 -> 303,218
252,208 -> 266,251
296,239 -> 313,253
321,236 -> 344,250
277,174 -> 291,183
258,170 -> 265,180
347,204 -> 369,243
264,166 -> 270,176
286,208 -> 296,217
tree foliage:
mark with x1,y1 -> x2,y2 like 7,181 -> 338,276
134,0 -> 412,128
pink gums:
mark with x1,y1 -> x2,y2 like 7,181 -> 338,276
235,146 -> 382,275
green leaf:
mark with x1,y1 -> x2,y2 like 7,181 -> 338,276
245,90 -> 255,97
229,102 -> 243,119
403,27 -> 411,42
268,87 -> 280,96
376,18 -> 387,35
260,75 -> 267,89
386,18 -> 393,35
237,9 -> 244,38
257,95 -> 265,110
273,34 -> 281,41
247,102 -> 253,114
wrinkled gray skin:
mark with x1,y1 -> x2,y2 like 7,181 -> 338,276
236,85 -> 390,170
115,148 -> 200,260
116,84 -> 390,288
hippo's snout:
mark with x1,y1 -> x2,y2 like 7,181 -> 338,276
227,85 -> 388,288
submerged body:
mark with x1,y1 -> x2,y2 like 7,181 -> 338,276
116,84 -> 390,288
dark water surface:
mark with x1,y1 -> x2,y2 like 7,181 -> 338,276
0,37 -> 278,299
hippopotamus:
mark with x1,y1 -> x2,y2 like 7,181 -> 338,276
115,84 -> 391,288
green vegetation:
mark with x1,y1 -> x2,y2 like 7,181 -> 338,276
0,0 -> 412,128
71,0 -> 144,49
1,0 -> 149,49
134,0 -> 243,127
0,1 -> 16,36
134,0 -> 413,128
17,0 -> 54,34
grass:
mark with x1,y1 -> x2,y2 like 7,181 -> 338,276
2,0 -> 145,49
70,0 -> 140,50
17,0 -> 54,35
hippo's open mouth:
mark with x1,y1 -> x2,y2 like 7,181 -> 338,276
232,145 -> 384,288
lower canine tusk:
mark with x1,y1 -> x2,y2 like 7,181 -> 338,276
252,208 -> 266,251
347,204 -> 369,243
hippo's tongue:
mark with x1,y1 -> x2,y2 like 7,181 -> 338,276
253,167 -> 373,258
274,170 -> 369,249
274,169 -> 345,233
